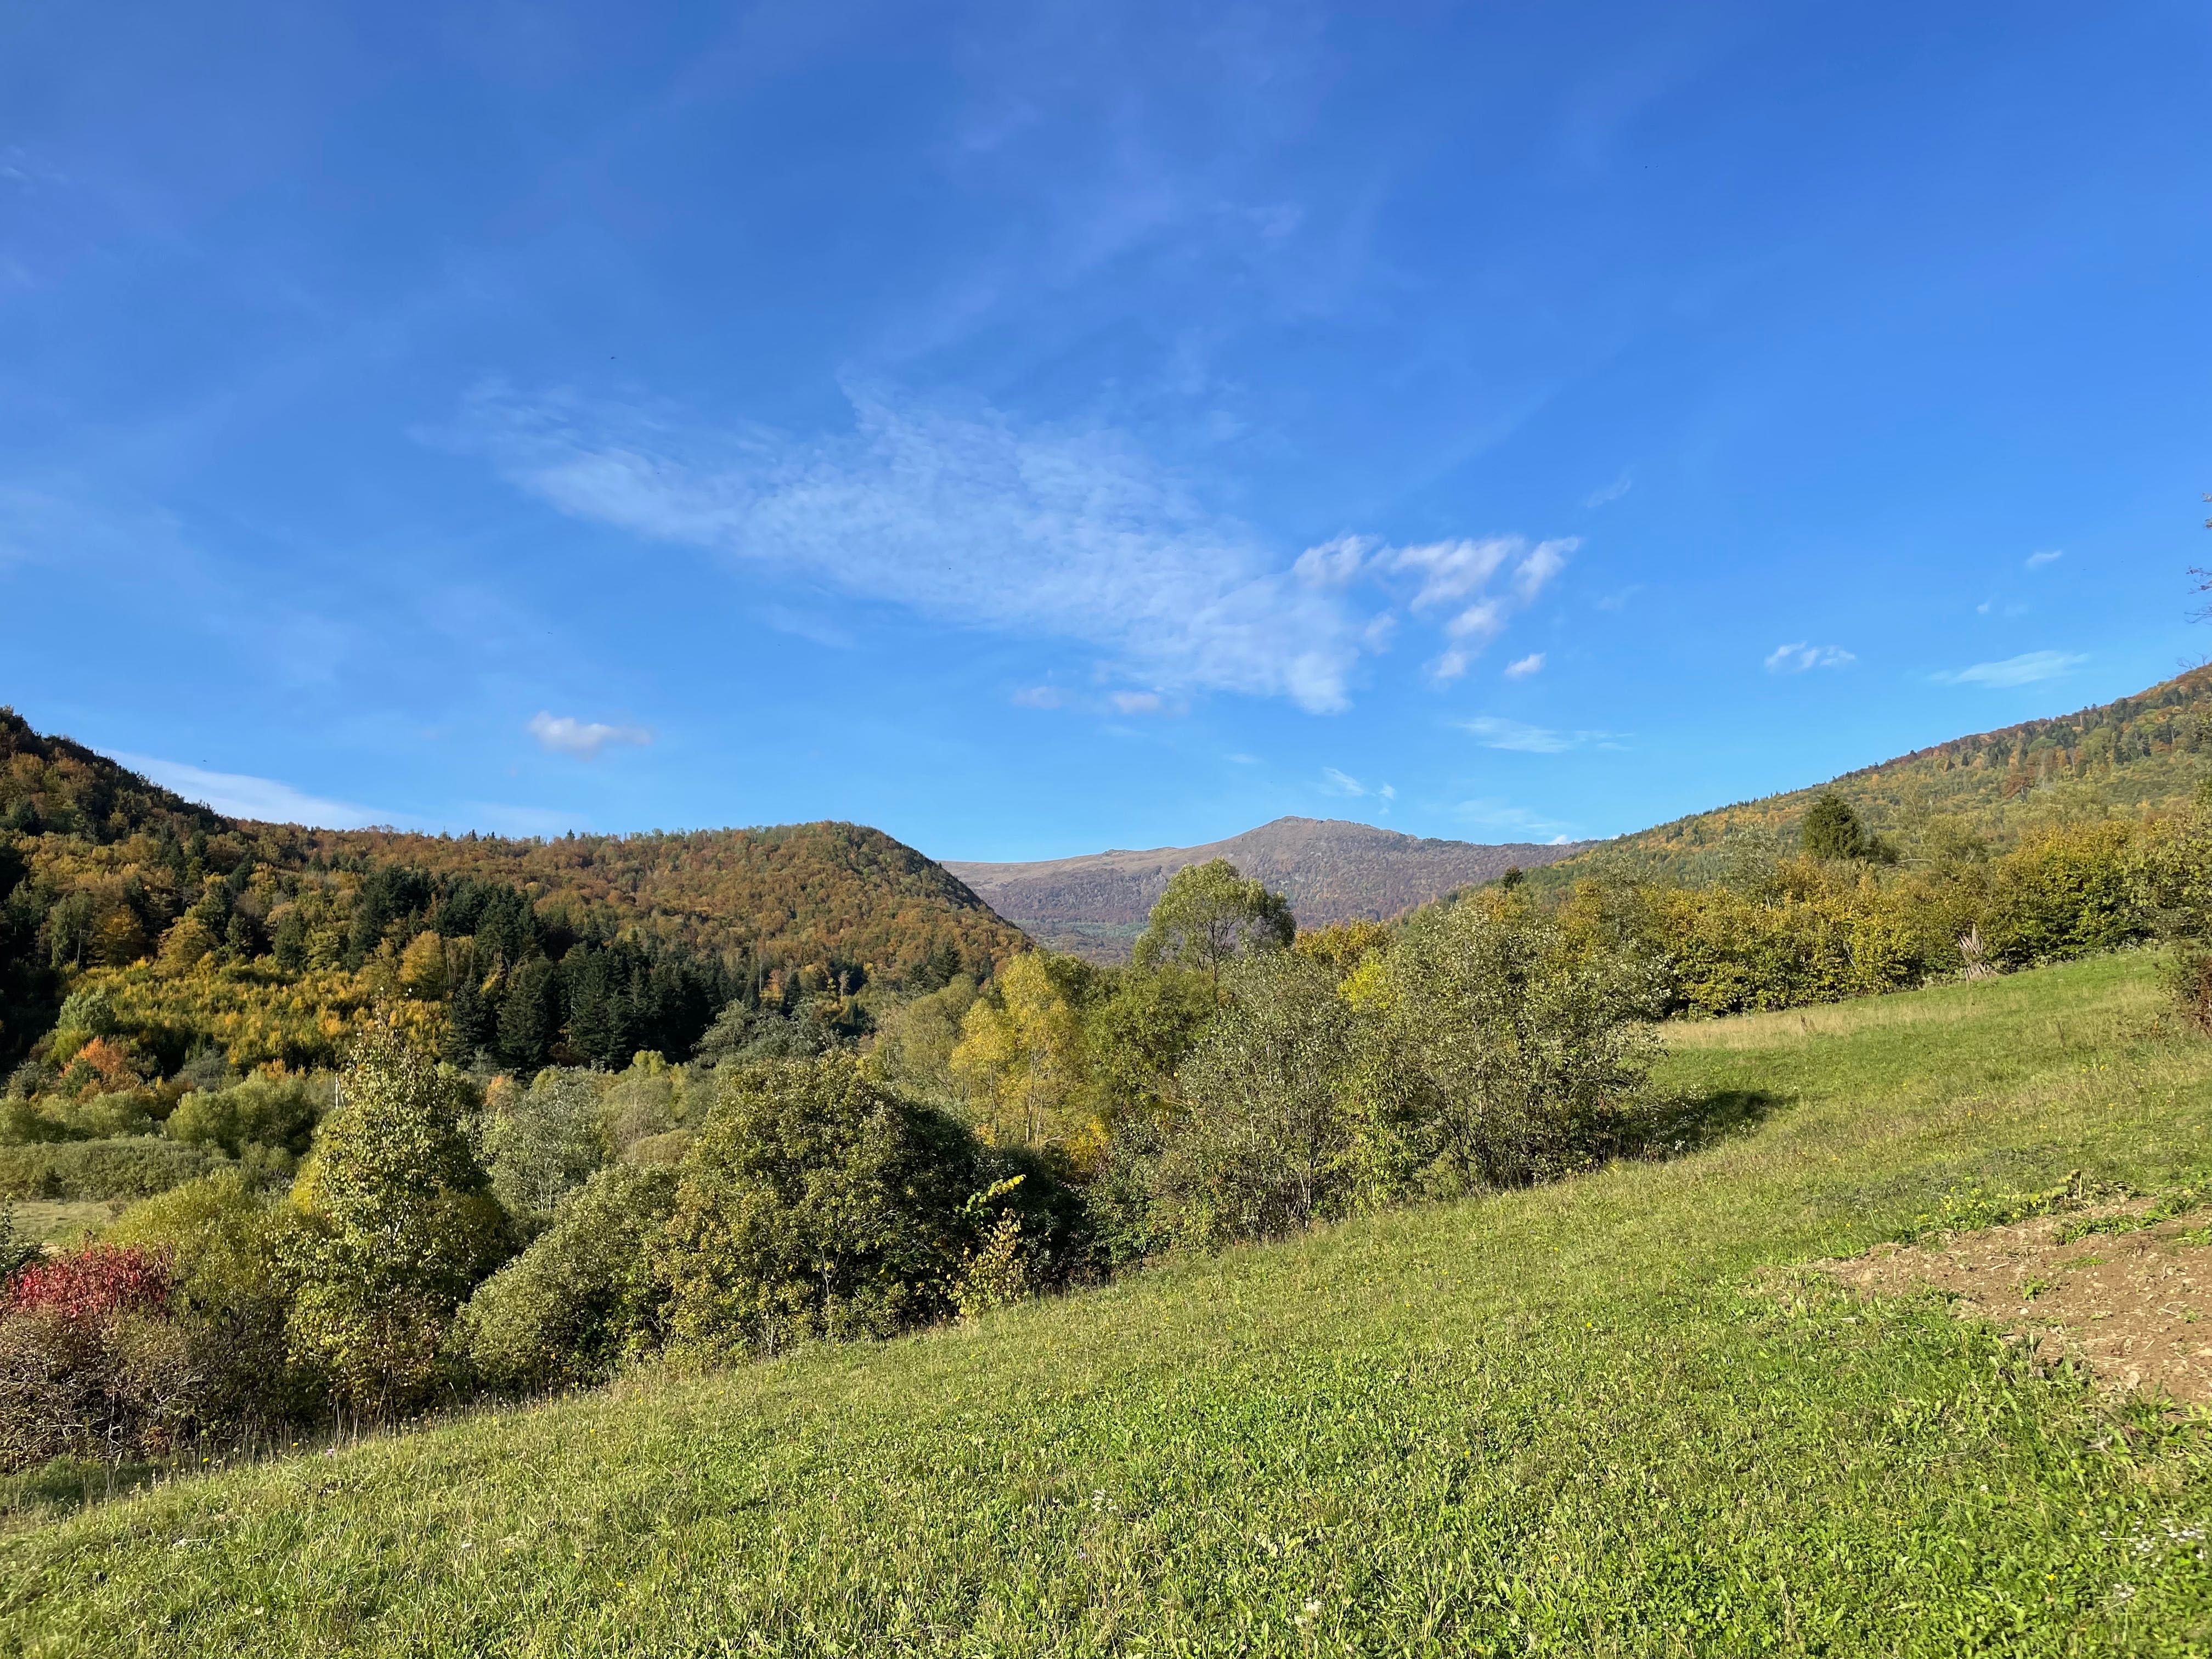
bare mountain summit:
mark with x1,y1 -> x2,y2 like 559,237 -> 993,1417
944,816 -> 1592,961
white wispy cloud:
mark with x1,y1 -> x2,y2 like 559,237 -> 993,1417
463,385 -> 1575,713
1300,532 -> 1576,684
1012,686 -> 1066,709
1458,716 -> 1622,754
1764,642 -> 1856,673
1933,650 -> 2087,689
1320,767 -> 1396,805
469,384 -> 1373,713
105,752 -> 393,829
1584,472 -> 1632,509
758,605 -> 854,648
2025,549 -> 2063,569
1111,691 -> 1165,714
527,712 -> 653,759
1504,652 -> 1545,679
1457,798 -> 1577,842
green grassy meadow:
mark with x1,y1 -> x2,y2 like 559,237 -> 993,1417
5,952 -> 2211,1656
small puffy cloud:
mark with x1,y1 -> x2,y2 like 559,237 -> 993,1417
1379,783 -> 1396,801
1764,642 -> 1856,674
2025,549 -> 2063,569
528,712 -> 652,759
1504,652 -> 1545,679
1012,686 -> 1065,709
1933,650 -> 2087,689
1111,691 -> 1165,714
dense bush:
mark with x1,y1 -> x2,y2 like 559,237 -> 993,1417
455,1164 -> 679,1393
164,1074 -> 324,1160
285,1027 -> 512,1413
1149,951 -> 1367,1249
1551,818 -> 2174,1019
106,1172 -> 317,1426
1373,895 -> 1662,1193
660,1059 -> 1042,1360
0,1137 -> 226,1200
0,1244 -> 209,1472
483,1068 -> 608,1224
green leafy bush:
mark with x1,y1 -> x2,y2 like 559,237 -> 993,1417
455,1164 -> 678,1393
106,1172 -> 316,1426
0,1137 -> 226,1200
285,1027 -> 512,1415
483,1068 -> 608,1224
1151,951 -> 1369,1249
165,1074 -> 323,1160
661,1058 -> 1009,1360
1370,894 -> 1662,1195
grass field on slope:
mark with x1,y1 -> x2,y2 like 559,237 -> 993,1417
5,953 -> 2212,1657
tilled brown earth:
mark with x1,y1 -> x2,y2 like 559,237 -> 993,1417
1819,1202 -> 2212,1405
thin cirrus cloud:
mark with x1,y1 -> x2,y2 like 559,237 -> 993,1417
462,383 -> 1572,713
105,751 -> 396,830
1504,652 -> 1545,679
1933,650 -> 2087,689
527,711 -> 653,759
1764,642 -> 1856,673
2025,549 -> 2064,569
1322,766 -> 1395,800
1457,716 -> 1621,754
1584,472 -> 1632,509
1457,797 -> 1578,844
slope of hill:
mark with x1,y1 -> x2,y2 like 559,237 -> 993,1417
946,816 -> 1592,959
0,708 -> 1025,1072
8,953 -> 2206,1650
1528,665 -> 2212,892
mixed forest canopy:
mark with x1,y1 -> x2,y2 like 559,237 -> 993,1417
0,706 -> 1024,1081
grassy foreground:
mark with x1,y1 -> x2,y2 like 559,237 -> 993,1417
5,955 -> 2212,1656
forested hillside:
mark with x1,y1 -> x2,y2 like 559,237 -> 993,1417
0,708 -> 1024,1079
1531,665 -> 2212,891
947,816 -> 1588,960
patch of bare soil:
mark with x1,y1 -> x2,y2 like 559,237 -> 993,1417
1819,1203 -> 2212,1405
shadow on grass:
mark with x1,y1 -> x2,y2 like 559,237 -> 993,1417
1,1455 -> 164,1528
1630,1087 -> 1786,1161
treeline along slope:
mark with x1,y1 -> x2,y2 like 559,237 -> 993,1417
1530,665 -> 2212,891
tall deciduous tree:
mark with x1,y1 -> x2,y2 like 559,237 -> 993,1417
1132,859 -> 1295,986
950,952 -> 1092,1151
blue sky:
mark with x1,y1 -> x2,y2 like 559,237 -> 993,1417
3,2 -> 2207,860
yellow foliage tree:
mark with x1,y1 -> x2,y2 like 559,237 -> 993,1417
949,953 -> 1086,1151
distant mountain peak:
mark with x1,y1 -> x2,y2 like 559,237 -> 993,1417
943,818 -> 1590,960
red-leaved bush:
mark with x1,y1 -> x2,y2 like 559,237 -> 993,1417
0,1244 -> 200,1472
3,1243 -> 172,1321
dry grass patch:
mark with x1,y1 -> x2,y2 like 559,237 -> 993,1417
1821,1203 -> 2212,1405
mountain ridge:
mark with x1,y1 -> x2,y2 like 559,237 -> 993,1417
945,815 -> 1592,960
